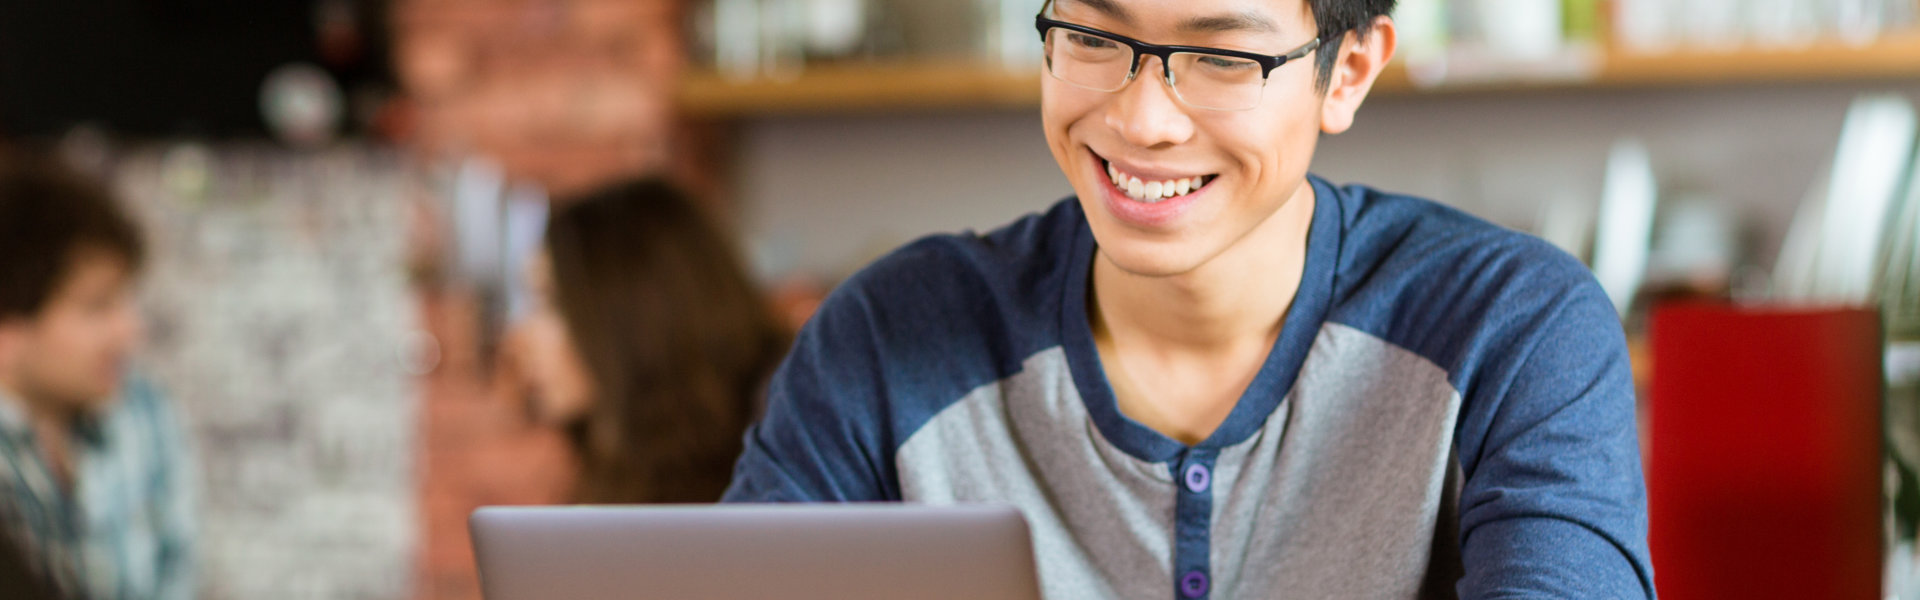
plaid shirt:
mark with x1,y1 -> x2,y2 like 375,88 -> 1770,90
0,375 -> 196,600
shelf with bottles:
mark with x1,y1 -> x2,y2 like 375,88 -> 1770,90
678,0 -> 1920,116
676,34 -> 1920,117
1386,32 -> 1920,93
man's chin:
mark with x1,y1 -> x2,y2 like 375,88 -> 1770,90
1095,243 -> 1214,280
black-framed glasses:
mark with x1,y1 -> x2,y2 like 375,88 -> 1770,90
1034,5 -> 1321,111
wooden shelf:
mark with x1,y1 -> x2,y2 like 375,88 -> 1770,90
1378,34 -> 1920,94
1606,35 -> 1920,86
678,35 -> 1920,117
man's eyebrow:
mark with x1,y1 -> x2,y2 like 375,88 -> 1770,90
1055,0 -> 1282,36
1058,0 -> 1135,24
1178,11 -> 1280,34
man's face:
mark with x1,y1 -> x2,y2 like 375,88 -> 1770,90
0,250 -> 143,412
1042,0 -> 1327,277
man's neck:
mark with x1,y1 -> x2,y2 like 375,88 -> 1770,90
0,372 -> 31,420
0,374 -> 78,433
0,375 -> 81,488
1092,180 -> 1317,355
1088,180 -> 1318,444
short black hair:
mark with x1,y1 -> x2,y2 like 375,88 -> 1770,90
0,148 -> 146,320
1311,0 -> 1398,92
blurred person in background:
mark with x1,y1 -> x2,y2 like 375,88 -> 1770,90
0,149 -> 196,600
514,179 -> 788,504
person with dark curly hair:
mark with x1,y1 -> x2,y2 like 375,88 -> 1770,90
0,149 -> 195,600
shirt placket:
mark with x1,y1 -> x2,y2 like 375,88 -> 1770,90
1172,448 -> 1217,600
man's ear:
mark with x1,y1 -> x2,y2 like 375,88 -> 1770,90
1320,15 -> 1398,135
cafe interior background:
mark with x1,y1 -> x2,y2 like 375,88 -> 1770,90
2,0 -> 1918,597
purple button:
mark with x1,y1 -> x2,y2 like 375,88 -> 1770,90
1183,463 -> 1211,493
1180,570 -> 1209,598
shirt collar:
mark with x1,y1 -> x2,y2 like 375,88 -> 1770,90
0,385 -> 32,440
0,385 -> 110,447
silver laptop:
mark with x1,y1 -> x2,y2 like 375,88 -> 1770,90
470,504 -> 1043,600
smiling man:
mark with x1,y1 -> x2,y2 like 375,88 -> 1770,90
723,0 -> 1653,598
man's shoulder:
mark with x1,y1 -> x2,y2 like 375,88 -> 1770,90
800,197 -> 1081,372
1322,181 -> 1613,377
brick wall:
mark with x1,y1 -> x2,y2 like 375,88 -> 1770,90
124,146 -> 420,600
392,0 -> 686,198
414,290 -> 575,600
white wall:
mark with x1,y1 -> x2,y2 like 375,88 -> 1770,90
736,81 -> 1920,281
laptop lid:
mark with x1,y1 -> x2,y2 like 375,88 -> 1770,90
470,504 -> 1043,600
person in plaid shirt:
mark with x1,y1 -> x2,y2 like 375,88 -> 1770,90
0,149 -> 196,600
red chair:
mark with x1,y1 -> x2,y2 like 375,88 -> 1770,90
1648,303 -> 1883,600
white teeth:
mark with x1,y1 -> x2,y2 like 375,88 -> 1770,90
1104,159 -> 1210,203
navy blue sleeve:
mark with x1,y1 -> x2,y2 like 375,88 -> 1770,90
722,210 -> 1068,504
722,274 -> 898,502
1453,263 -> 1655,598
